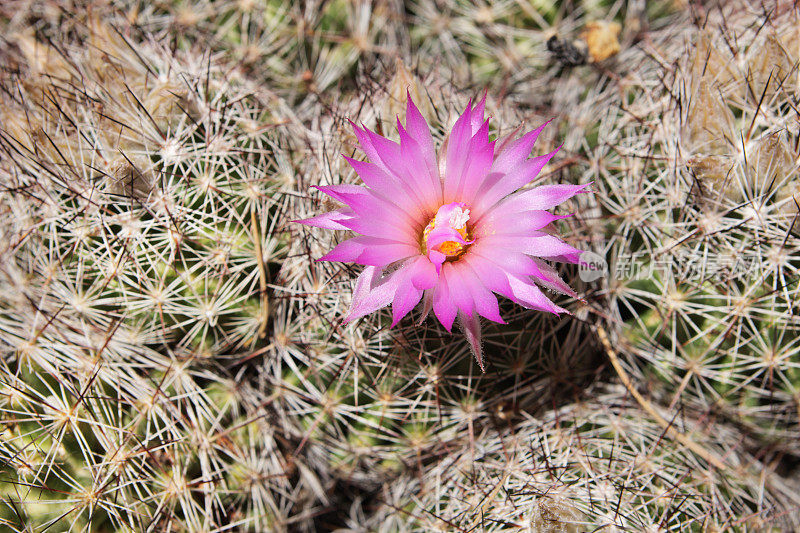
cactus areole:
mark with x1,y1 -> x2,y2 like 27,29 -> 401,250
298,94 -> 589,369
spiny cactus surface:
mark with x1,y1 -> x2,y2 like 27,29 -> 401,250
593,3 -> 800,454
0,13 -> 325,532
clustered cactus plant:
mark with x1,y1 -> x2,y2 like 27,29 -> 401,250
595,1 -> 800,461
0,11 -> 322,532
1,0 -> 799,531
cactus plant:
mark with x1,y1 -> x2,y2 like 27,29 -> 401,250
0,12 -> 326,532
2,0 -> 800,531
361,386 -> 800,531
591,3 -> 800,452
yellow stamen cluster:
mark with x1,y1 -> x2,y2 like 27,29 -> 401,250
420,214 -> 471,257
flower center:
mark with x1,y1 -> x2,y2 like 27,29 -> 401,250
421,202 -> 473,262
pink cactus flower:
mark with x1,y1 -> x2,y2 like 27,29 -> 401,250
298,95 -> 588,370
